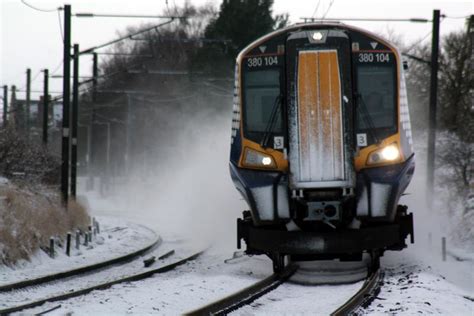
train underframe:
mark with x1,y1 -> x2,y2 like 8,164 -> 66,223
232,156 -> 415,272
237,207 -> 413,272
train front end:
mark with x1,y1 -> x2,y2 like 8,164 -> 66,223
229,23 -> 415,271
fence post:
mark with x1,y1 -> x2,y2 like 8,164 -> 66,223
49,237 -> 55,258
84,231 -> 89,246
66,232 -> 72,256
76,230 -> 80,249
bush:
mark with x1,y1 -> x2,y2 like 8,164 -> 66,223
0,182 -> 89,265
0,127 -> 60,184
437,131 -> 474,200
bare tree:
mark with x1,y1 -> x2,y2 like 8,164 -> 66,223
0,126 -> 60,184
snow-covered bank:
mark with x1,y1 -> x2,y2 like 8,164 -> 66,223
0,216 -> 157,286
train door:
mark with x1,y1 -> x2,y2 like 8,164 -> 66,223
286,29 -> 355,190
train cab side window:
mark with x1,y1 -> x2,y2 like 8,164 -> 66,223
356,65 -> 397,138
242,69 -> 283,142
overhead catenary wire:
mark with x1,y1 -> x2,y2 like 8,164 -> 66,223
79,19 -> 177,55
57,9 -> 65,43
8,62 -> 60,95
1,86 -> 60,94
404,30 -> 432,54
51,60 -> 65,76
73,13 -> 183,19
20,0 -> 58,13
321,0 -> 335,19
14,69 -> 41,93
96,89 -> 198,101
47,58 -> 158,104
404,16 -> 444,54
311,0 -> 321,18
443,15 -> 471,19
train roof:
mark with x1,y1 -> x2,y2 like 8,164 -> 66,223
237,22 -> 400,62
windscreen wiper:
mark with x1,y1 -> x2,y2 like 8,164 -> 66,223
356,93 -> 380,144
260,94 -> 283,148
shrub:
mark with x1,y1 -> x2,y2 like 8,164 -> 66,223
0,183 -> 89,265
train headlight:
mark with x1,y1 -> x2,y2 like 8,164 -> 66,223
367,143 -> 400,165
381,145 -> 400,161
262,157 -> 272,166
243,148 -> 276,168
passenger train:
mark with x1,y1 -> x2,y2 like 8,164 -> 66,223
229,22 -> 415,272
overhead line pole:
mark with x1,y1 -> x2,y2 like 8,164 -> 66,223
10,85 -> 16,127
426,10 -> 441,207
92,52 -> 98,102
42,69 -> 49,144
26,68 -> 31,137
2,85 -> 7,127
71,44 -> 79,199
61,4 -> 71,205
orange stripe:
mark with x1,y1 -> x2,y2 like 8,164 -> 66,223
296,50 -> 344,182
329,52 -> 343,180
319,52 -> 331,179
298,54 -> 317,180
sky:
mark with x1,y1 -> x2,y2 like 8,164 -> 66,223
0,0 -> 472,101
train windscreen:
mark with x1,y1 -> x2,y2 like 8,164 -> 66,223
356,64 -> 397,137
242,69 -> 283,142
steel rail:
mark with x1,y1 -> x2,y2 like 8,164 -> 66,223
330,268 -> 384,316
185,264 -> 298,316
0,249 -> 205,315
0,235 -> 161,293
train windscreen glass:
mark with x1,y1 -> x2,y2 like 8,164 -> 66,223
242,69 -> 283,141
356,64 -> 397,137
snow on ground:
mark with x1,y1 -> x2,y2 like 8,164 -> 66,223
61,173 -> 473,315
23,248 -> 274,315
5,239 -> 192,313
22,248 -> 369,316
0,216 -> 157,286
234,280 -> 363,315
366,251 -> 474,315
14,242 -> 474,315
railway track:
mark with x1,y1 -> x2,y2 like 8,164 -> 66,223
0,246 -> 205,315
331,268 -> 383,315
186,264 -> 383,315
185,264 -> 298,315
0,235 -> 161,292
